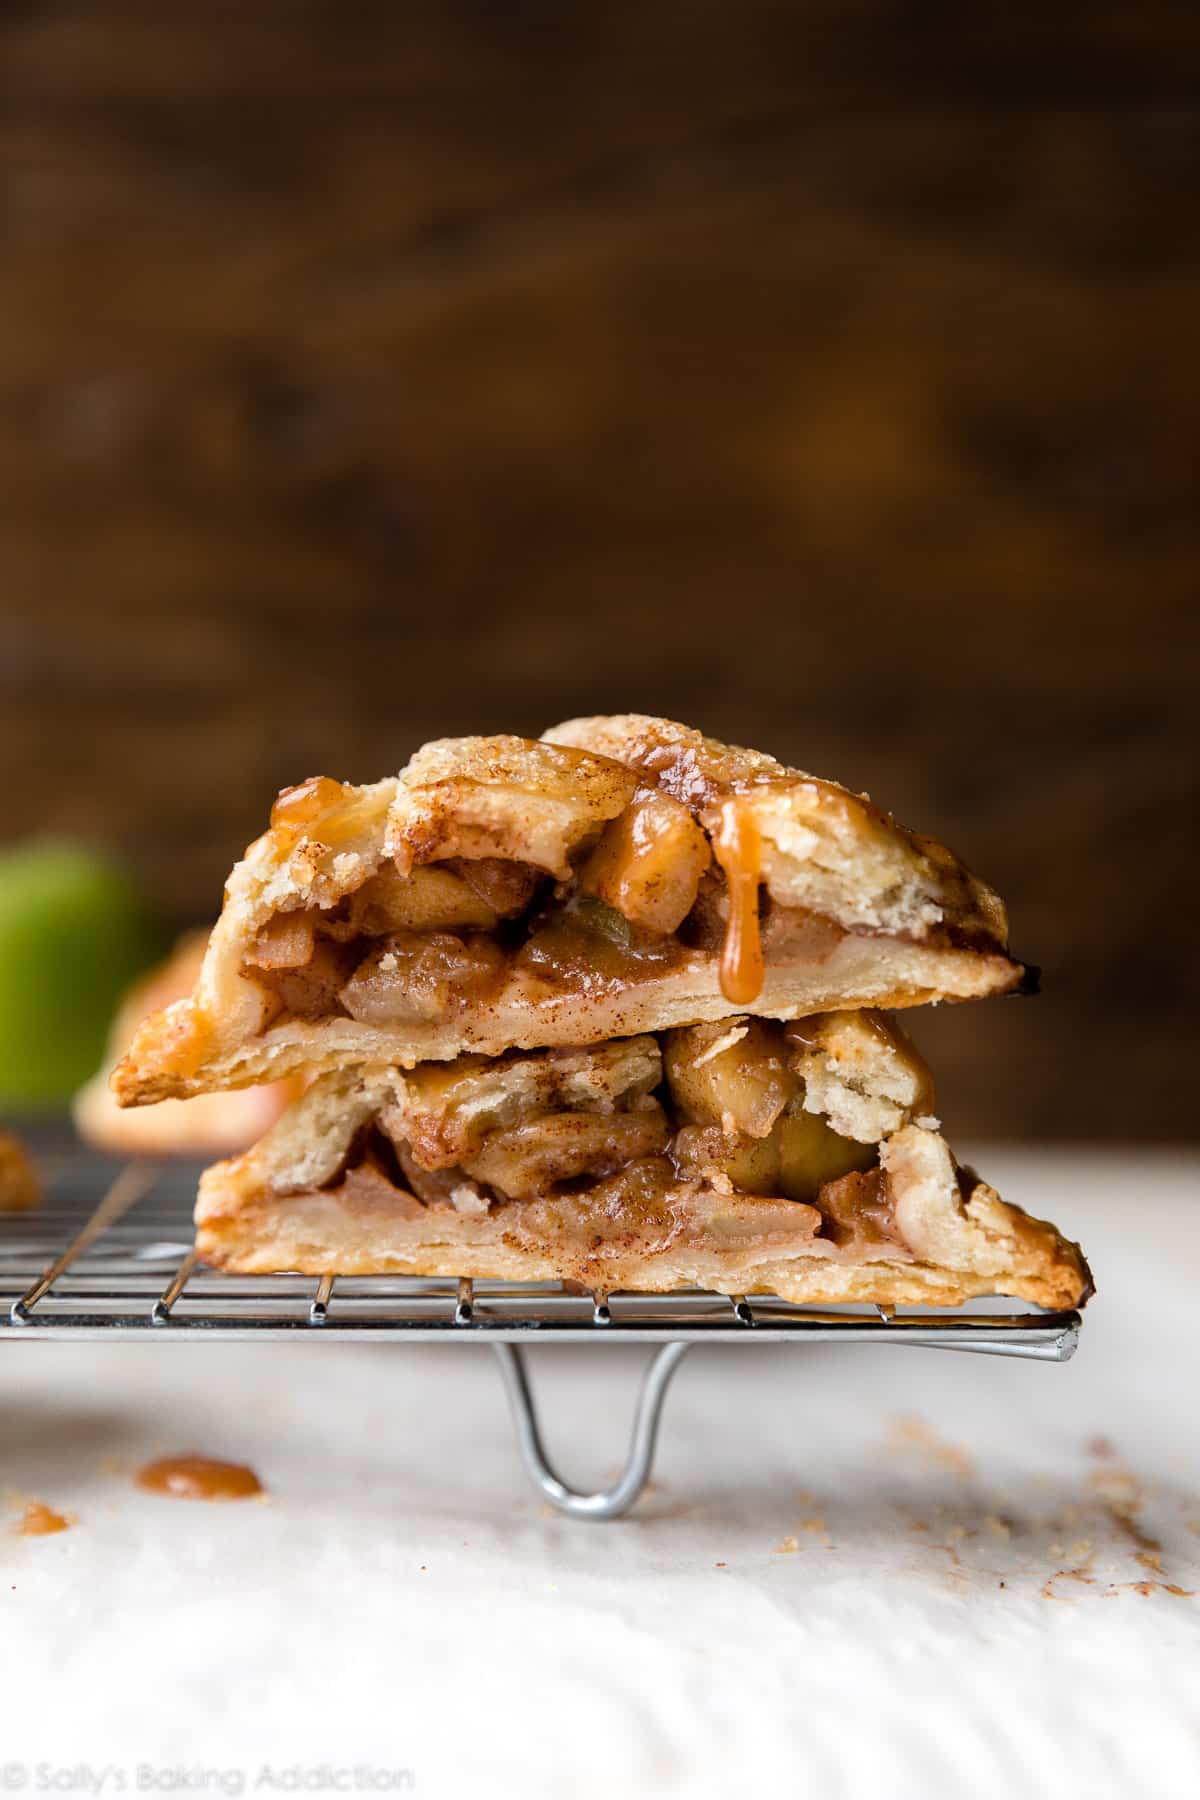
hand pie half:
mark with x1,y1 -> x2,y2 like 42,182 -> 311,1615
195,1010 -> 1090,1311
75,932 -> 298,1157
116,717 -> 1026,1106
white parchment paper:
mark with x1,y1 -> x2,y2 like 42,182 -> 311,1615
2,1150 -> 1197,1799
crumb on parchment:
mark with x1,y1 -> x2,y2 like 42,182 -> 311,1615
888,1415 -> 974,1478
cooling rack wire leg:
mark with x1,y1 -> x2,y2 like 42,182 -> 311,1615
492,1340 -> 689,1520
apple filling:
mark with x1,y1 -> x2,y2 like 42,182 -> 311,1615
241,767 -> 837,1027
280,1012 -> 934,1258
215,728 -> 1016,1060
240,838 -> 847,1033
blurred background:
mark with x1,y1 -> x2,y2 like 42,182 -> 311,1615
1,3 -> 1197,1140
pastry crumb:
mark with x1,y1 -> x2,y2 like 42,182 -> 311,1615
1104,1581 -> 1194,1599
889,1415 -> 974,1477
1042,1568 -> 1095,1600
1091,1475 -> 1161,1553
692,1026 -> 749,1068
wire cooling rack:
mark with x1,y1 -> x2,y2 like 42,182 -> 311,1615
0,1156 -> 1083,1518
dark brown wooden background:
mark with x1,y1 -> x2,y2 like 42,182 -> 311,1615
2,4 -> 1198,1138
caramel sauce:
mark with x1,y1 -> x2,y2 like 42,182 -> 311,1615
712,799 -> 765,1005
270,774 -> 345,830
268,775 -> 357,855
135,1455 -> 264,1502
15,1500 -> 71,1536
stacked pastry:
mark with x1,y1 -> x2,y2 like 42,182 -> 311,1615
114,716 -> 1091,1309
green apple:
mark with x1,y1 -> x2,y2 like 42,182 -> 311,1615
0,841 -> 162,1108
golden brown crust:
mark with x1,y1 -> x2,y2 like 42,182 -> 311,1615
195,1149 -> 1089,1311
388,736 -> 638,878
543,713 -> 793,803
544,714 -> 1009,944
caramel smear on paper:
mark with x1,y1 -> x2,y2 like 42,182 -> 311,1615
135,1455 -> 264,1501
13,1500 -> 72,1536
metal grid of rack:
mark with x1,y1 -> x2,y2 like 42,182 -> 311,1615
0,1158 -> 1083,1517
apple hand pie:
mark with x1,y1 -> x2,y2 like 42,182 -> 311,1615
114,717 -> 1026,1106
195,1010 -> 1090,1310
75,931 -> 299,1157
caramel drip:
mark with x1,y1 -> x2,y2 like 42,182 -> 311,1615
713,799 -> 765,1005
270,775 -> 345,831
135,1455 -> 264,1502
15,1500 -> 71,1536
269,775 -> 351,856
